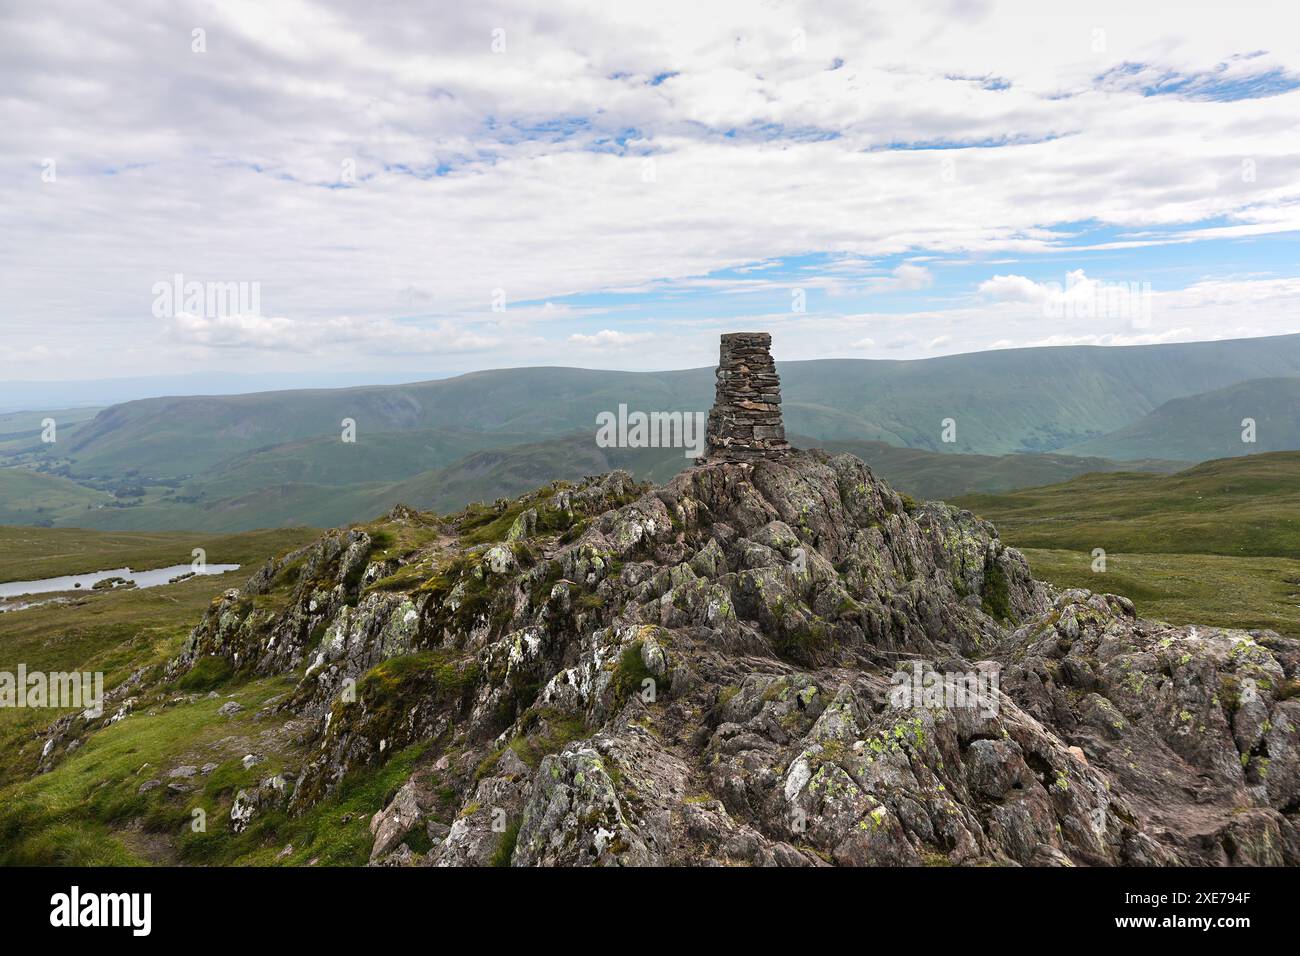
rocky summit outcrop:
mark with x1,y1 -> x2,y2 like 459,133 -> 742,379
24,336 -> 1297,867
42,449 -> 1299,866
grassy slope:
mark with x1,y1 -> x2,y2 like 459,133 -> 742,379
953,452 -> 1300,557
955,452 -> 1300,638
34,368 -> 697,478
1064,376 -> 1300,461
0,524 -> 425,865
0,525 -> 318,830
0,525 -> 320,582
36,483 -> 389,534
0,406 -> 102,439
60,436 -> 693,532
0,468 -> 113,524
380,436 -> 1183,523
1019,549 -> 1300,638
4,334 -> 1300,534
779,333 -> 1300,452
53,432 -> 1185,534
0,674 -> 296,864
814,438 -> 1183,500
383,434 -> 691,513
194,426 -> 540,499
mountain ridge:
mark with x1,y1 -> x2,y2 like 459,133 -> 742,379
4,333 -> 1299,534
7,432 -> 1183,532
16,333 -> 1300,480
1065,376 -> 1300,461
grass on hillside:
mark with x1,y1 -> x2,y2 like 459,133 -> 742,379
1065,376 -> 1300,461
0,407 -> 103,434
0,597 -> 444,866
954,452 -> 1300,638
0,527 -> 319,784
0,522 -> 425,866
955,452 -> 1300,558
0,468 -> 112,525
814,437 -> 1183,500
0,660 -> 439,866
0,525 -> 319,582
1020,548 -> 1300,638
0,674 -> 293,865
7,338 -> 1298,532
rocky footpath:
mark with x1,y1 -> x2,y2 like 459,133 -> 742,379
46,449 -> 1299,866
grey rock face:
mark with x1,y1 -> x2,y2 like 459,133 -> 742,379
996,590 -> 1300,865
428,748 -> 532,867
230,774 -> 293,834
369,781 -> 427,861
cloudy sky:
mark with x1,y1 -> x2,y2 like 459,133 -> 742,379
3,0 -> 1299,385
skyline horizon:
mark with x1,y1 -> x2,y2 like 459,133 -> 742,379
5,326 -> 1300,414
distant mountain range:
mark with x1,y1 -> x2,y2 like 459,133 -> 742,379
1,333 -> 1298,531
0,432 -> 1188,532
1064,377 -> 1300,461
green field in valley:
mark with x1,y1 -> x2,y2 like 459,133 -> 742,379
0,524 -> 320,582
1018,549 -> 1300,638
956,452 -> 1300,638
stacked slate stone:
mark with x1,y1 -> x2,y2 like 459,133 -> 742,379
705,332 -> 792,460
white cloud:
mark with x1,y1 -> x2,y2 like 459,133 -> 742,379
163,312 -> 497,354
0,344 -> 72,368
764,272 -> 1300,362
978,274 -> 1050,303
888,263 -> 934,291
1175,276 -> 1300,306
568,329 -> 655,349
2,0 -> 1300,378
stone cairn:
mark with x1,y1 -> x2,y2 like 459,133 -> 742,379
705,332 -> 792,460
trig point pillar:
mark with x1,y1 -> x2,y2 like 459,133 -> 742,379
705,332 -> 792,460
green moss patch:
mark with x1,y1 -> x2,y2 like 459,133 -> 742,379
611,641 -> 653,704
175,654 -> 234,692
980,559 -> 1012,622
490,818 -> 521,867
